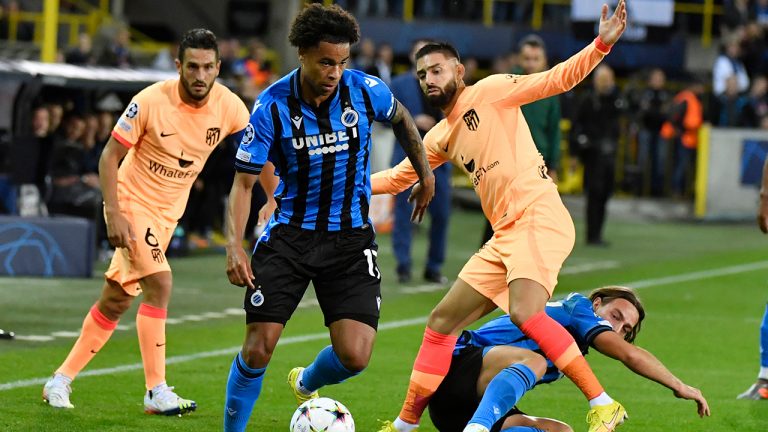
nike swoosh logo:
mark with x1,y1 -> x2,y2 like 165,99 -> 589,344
603,408 -> 621,429
160,132 -> 177,137
156,343 -> 166,347
90,349 -> 98,354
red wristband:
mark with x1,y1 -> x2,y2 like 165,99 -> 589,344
594,36 -> 612,54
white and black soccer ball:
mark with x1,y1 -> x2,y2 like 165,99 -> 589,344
289,397 -> 354,432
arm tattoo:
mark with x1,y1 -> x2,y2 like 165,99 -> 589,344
390,100 -> 432,181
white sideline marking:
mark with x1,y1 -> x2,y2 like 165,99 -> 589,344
621,261 -> 768,289
3,260 -> 767,391
560,261 -> 619,274
0,317 -> 426,392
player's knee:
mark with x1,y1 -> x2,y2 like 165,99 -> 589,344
507,304 -> 537,326
335,349 -> 369,374
553,423 -> 574,432
520,352 -> 547,379
241,341 -> 274,368
99,296 -> 131,319
426,306 -> 460,334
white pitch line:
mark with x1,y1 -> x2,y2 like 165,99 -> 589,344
620,261 -> 768,289
3,260 -> 767,391
0,317 -> 426,392
560,261 -> 619,274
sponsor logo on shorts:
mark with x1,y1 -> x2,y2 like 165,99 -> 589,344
250,289 -> 265,307
376,296 -> 381,311
151,248 -> 165,263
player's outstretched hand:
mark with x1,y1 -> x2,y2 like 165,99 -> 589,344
226,246 -> 255,289
105,210 -> 136,254
757,196 -> 768,233
408,174 -> 435,223
598,0 -> 627,46
674,384 -> 710,418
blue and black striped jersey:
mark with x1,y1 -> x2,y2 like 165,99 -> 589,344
235,68 -> 397,232
454,293 -> 613,384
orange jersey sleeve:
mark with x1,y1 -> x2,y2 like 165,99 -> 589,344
370,133 -> 448,195
473,39 -> 609,108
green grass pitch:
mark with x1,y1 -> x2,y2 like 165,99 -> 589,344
1,208 -> 767,431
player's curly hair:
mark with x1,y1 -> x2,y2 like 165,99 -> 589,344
178,28 -> 218,62
288,3 -> 360,50
589,286 -> 645,343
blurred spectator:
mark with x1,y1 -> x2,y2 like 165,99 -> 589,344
462,57 -> 479,85
47,112 -> 102,220
357,0 -> 388,17
518,35 -> 561,181
152,40 -> 179,71
46,102 -> 64,136
96,27 -> 133,68
635,68 -> 671,196
661,79 -> 705,197
365,42 -> 393,85
417,0 -> 441,19
741,23 -> 767,77
722,0 -> 751,38
1,1 -> 33,41
741,76 -> 768,127
756,0 -> 768,26
182,141 -> 234,249
234,38 -> 274,91
352,38 -> 376,71
715,75 -> 750,127
713,36 -> 750,96
571,65 -> 627,246
389,38 -> 450,284
219,37 -> 242,81
81,112 -> 103,174
65,33 -> 94,66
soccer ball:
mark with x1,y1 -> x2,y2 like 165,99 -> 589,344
289,397 -> 355,432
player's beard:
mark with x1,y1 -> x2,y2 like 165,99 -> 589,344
425,79 -> 457,109
182,75 -> 212,101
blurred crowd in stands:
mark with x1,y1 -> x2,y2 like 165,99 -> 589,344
3,0 -> 768,252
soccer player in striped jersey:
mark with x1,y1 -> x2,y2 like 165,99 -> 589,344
221,4 -> 435,431
373,2 -> 629,431
428,287 -> 709,432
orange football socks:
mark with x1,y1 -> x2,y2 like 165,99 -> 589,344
520,311 -> 604,399
398,327 -> 458,425
57,303 -> 118,379
136,303 -> 167,390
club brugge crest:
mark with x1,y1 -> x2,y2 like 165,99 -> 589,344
250,289 -> 265,307
340,107 -> 359,128
463,108 -> 479,131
